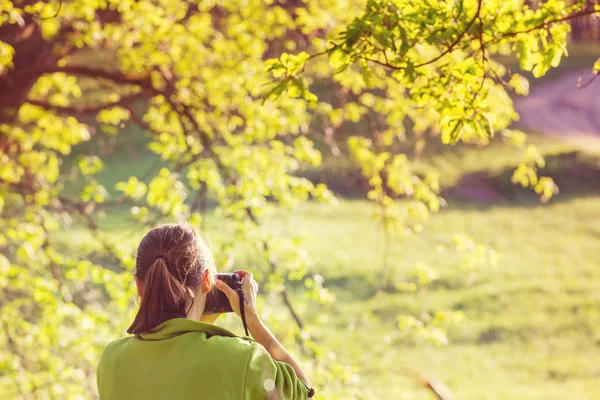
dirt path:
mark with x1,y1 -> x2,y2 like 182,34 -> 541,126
515,70 -> 600,141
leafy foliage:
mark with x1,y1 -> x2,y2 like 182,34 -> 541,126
0,0 -> 598,398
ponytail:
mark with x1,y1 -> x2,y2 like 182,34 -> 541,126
127,258 -> 188,335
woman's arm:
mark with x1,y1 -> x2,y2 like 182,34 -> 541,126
245,314 -> 310,385
215,271 -> 311,388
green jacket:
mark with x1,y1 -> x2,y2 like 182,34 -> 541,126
97,318 -> 309,400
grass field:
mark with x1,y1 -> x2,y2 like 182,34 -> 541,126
269,197 -> 600,400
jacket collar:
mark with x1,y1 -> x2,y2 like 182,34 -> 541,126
138,318 -> 246,341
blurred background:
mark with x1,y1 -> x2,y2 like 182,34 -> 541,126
1,1 -> 600,399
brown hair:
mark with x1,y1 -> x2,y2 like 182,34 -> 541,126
127,223 -> 216,334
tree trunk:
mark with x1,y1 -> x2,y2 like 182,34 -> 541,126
0,19 -> 64,124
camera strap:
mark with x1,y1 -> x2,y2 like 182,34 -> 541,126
236,287 -> 250,336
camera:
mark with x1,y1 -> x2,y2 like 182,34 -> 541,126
204,272 -> 243,314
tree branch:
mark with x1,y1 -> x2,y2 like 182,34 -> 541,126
124,104 -> 159,133
26,93 -> 146,114
577,71 -> 599,89
36,66 -> 153,88
415,0 -> 483,68
354,3 -> 599,75
358,0 -> 483,71
2,317 -> 32,400
405,368 -> 456,400
501,8 -> 600,38
281,289 -> 305,330
362,55 -> 403,71
56,197 -> 127,270
471,16 -> 487,102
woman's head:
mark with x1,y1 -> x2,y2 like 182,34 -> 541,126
127,223 -> 216,334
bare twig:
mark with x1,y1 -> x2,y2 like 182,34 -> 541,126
577,71 -> 599,89
489,65 -> 509,87
405,368 -> 456,400
281,289 -> 305,330
471,16 -> 487,101
362,55 -> 403,71
57,197 -> 126,269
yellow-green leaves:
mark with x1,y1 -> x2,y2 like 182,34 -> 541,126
0,40 -> 14,74
347,135 -> 441,237
147,168 -> 188,217
97,106 -> 131,127
329,48 -> 352,71
78,155 -> 103,176
509,74 -> 530,96
511,145 -> 558,202
502,129 -> 527,148
115,176 -> 147,199
441,118 -> 464,145
266,52 -> 311,78
535,176 -> 559,203
263,52 -> 317,103
518,37 -> 536,71
293,137 -> 321,167
80,180 -> 108,203
397,311 -> 466,346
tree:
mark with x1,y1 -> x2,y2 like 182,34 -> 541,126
1,0 -> 598,398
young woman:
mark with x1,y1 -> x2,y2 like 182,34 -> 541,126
97,223 -> 312,399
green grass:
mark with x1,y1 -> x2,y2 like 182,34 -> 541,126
270,198 -> 600,400
82,193 -> 600,399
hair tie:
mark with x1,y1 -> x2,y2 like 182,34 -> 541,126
156,254 -> 169,263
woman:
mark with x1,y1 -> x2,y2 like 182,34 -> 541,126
97,223 -> 313,399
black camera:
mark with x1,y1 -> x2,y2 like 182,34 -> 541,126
204,272 -> 243,314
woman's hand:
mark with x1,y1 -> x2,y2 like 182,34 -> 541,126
215,270 -> 259,321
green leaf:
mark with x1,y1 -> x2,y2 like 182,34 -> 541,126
509,74 -> 530,96
518,39 -> 534,71
287,78 -> 304,98
262,80 -> 288,104
441,119 -> 463,145
78,155 -> 103,176
481,114 -> 494,138
329,48 -> 349,70
359,58 -> 373,87
304,90 -> 318,102
115,176 -> 147,199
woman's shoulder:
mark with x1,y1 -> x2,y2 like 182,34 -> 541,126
98,336 -> 134,365
197,331 -> 258,360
